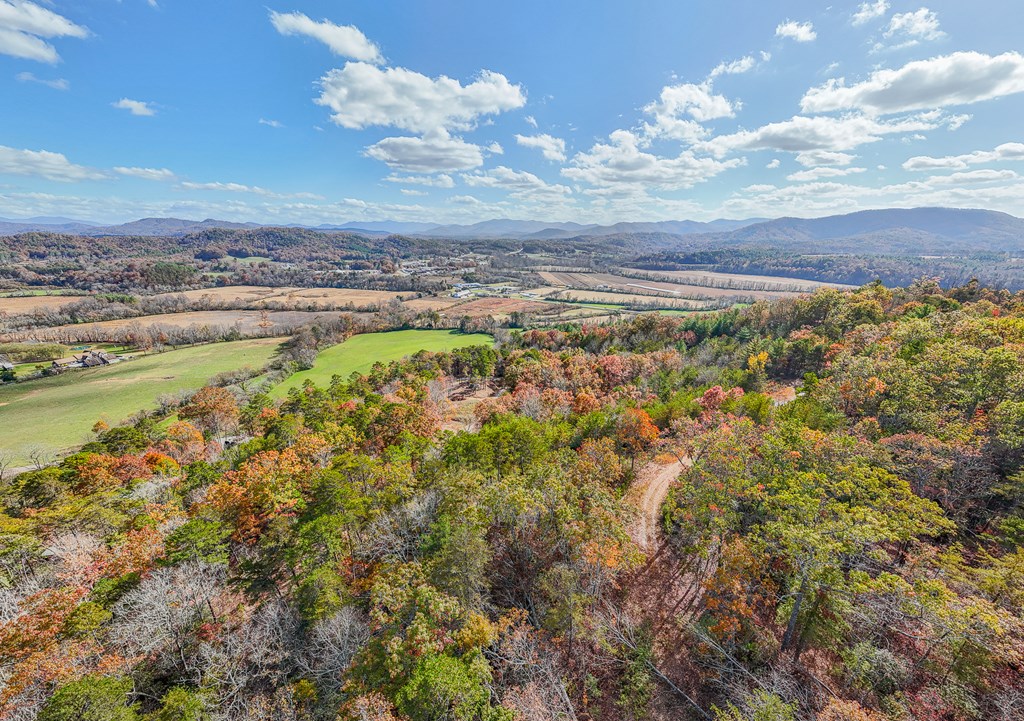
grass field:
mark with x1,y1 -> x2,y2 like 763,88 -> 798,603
272,330 -> 493,396
0,338 -> 281,465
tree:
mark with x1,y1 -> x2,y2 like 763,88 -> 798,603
616,408 -> 659,471
178,386 -> 239,437
39,676 -> 139,721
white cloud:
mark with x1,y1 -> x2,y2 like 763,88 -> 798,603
15,70 -> 67,89
449,194 -> 484,205
315,62 -> 525,134
701,113 -> 952,157
776,20 -> 816,43
179,180 -> 323,200
399,188 -> 427,196
852,1 -> 889,26
364,132 -> 485,172
787,166 -> 867,182
766,159 -> 781,169
641,82 -> 736,142
0,1 -> 87,63
926,169 -> 1019,185
269,10 -> 381,63
709,55 -> 756,78
884,8 -> 945,45
113,166 -> 175,181
525,115 -> 538,128
796,150 -> 856,167
801,52 -> 1024,115
563,129 -> 743,192
112,98 -> 156,116
486,141 -> 504,155
258,118 -> 283,128
462,166 -> 572,199
0,145 -> 105,182
383,173 -> 455,188
902,142 -> 1024,170
515,133 -> 566,162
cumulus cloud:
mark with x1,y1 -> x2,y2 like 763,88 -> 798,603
179,180 -> 323,200
515,133 -> 566,162
701,113 -> 952,157
883,8 -> 945,45
766,159 -> 781,169
113,166 -> 175,181
383,173 -> 455,188
563,129 -> 743,192
112,98 -> 156,116
852,1 -> 889,25
316,62 -> 525,134
463,166 -> 571,198
709,55 -> 758,78
269,10 -> 381,63
641,82 -> 736,142
399,188 -> 427,196
796,150 -> 857,167
15,70 -> 67,89
787,166 -> 867,182
801,52 -> 1024,115
776,20 -> 816,43
902,142 -> 1024,170
0,1 -> 87,63
0,145 -> 105,182
364,132 -> 485,172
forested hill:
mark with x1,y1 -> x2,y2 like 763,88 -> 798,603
684,207 -> 1024,253
2,280 -> 1024,720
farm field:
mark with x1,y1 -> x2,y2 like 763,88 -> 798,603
552,289 -> 714,309
401,296 -> 465,312
153,285 -> 409,308
273,329 -> 493,396
0,294 -> 89,314
443,297 -> 555,318
4,310 -> 344,343
0,338 -> 281,464
537,270 -> 827,300
621,268 -> 858,292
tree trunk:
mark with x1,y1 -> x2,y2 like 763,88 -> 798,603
781,575 -> 809,653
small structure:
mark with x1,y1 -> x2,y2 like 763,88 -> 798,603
64,350 -> 123,369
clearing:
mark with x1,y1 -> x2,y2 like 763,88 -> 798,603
153,285 -> 409,309
272,329 -> 494,396
5,310 -> 344,343
0,338 -> 281,465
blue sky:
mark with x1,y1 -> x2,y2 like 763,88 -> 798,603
2,0 -> 1024,225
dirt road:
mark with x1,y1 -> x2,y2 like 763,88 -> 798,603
629,457 -> 689,552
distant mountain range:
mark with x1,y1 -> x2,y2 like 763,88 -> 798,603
1,208 -> 1023,253
0,215 -> 769,239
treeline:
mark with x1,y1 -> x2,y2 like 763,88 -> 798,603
630,249 -> 1024,290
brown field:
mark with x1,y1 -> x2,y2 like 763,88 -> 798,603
621,268 -> 858,292
442,297 -> 556,318
537,271 -> 813,301
0,295 -> 88,314
153,285 -> 408,308
4,310 -> 345,343
401,296 -> 465,312
555,289 -> 712,309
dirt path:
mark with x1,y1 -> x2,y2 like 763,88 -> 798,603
629,457 -> 689,552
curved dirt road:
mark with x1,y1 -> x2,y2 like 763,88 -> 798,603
630,457 -> 689,551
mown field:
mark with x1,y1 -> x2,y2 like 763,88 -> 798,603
272,329 -> 493,396
0,338 -> 281,465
